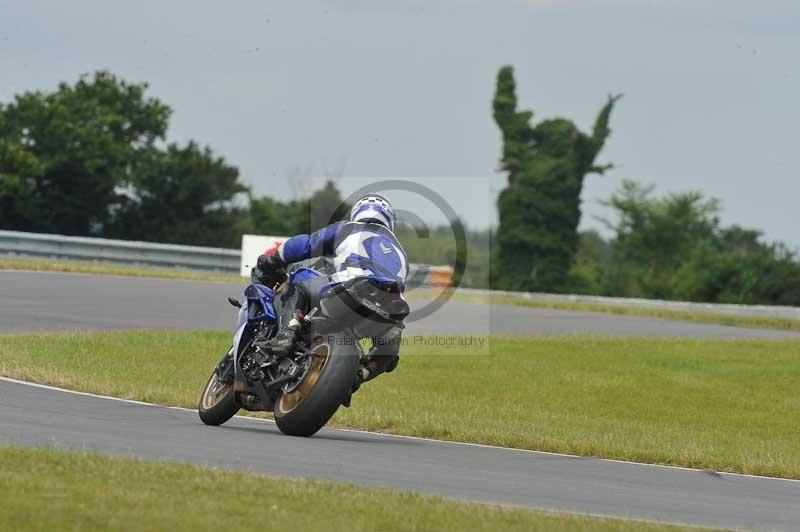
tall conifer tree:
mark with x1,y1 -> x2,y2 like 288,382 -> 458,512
492,66 -> 620,291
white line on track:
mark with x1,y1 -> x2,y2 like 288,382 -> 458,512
2,374 -> 798,485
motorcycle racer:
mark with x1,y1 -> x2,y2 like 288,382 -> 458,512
254,193 -> 407,382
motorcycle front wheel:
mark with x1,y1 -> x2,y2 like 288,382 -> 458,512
274,333 -> 359,437
198,349 -> 239,426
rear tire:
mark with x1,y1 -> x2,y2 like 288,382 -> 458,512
198,350 -> 239,426
274,334 -> 360,437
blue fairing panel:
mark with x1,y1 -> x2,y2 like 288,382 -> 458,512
290,267 -> 323,285
245,283 -> 278,322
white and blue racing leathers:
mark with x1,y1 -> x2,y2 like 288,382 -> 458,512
277,221 -> 408,292
274,221 -> 407,371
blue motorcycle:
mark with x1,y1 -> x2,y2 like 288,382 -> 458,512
198,258 -> 409,437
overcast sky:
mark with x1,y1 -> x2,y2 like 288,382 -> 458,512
1,0 -> 798,246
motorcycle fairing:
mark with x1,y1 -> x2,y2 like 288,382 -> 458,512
244,283 -> 279,322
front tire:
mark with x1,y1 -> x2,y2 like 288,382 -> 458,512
274,334 -> 360,437
198,350 -> 238,426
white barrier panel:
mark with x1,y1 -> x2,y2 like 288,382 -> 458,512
240,234 -> 289,277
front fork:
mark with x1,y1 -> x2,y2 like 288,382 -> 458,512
230,307 -> 274,411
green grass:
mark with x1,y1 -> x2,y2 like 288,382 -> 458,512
2,330 -> 799,479
3,256 -> 799,331
0,446 -> 694,532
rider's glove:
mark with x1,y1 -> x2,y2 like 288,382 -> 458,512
256,253 -> 286,274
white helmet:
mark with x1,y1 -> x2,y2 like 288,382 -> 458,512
350,193 -> 396,231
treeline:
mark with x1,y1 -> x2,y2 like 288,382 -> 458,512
2,70 -> 799,305
0,71 -> 348,247
488,66 -> 800,306
395,225 -> 493,289
569,181 -> 800,305
407,179 -> 800,304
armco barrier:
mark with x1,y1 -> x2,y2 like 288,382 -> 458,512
0,230 -> 436,284
0,230 -> 434,282
0,230 -> 240,273
2,229 -> 798,320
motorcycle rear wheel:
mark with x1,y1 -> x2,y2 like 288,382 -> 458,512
274,334 -> 359,437
198,350 -> 238,426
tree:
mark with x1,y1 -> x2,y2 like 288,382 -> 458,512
567,229 -> 612,294
107,142 -> 248,247
0,71 -> 170,235
0,71 -> 264,248
249,195 -> 296,236
492,65 -> 621,292
597,180 -> 800,305
0,139 -> 43,230
299,180 -> 351,233
673,228 -> 800,305
600,180 -> 719,298
249,180 -> 349,237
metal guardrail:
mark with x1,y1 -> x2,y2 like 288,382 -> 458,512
2,229 -> 798,320
0,230 -> 240,273
0,230 -> 434,282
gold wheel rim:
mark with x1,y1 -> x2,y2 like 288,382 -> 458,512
202,373 -> 231,410
278,342 -> 331,414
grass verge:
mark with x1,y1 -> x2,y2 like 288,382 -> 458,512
0,446 -> 694,532
2,330 -> 799,479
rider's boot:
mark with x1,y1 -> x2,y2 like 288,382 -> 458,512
357,354 -> 400,383
264,312 -> 303,356
358,332 -> 402,383
262,281 -> 307,356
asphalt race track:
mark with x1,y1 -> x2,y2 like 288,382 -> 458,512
2,271 -> 799,339
2,270 -> 800,530
2,378 -> 799,531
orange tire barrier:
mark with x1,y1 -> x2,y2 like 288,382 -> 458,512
428,266 -> 453,289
